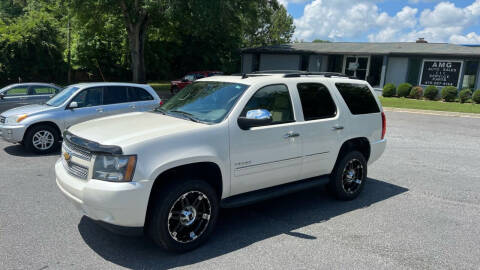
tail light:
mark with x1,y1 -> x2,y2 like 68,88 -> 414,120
159,100 -> 164,106
381,112 -> 386,139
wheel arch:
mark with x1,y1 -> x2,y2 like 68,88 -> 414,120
23,121 -> 62,142
145,161 -> 224,228
333,137 -> 371,169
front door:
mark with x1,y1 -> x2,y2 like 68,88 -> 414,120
229,84 -> 302,195
344,56 -> 370,80
0,86 -> 31,112
63,87 -> 105,129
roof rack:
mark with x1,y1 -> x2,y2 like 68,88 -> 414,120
235,70 -> 356,79
283,72 -> 355,79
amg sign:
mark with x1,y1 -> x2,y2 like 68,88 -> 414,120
420,60 -> 463,87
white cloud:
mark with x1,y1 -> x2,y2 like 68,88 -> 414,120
450,32 -> 480,44
293,0 -> 480,44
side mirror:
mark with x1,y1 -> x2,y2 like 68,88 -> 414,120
237,109 -> 272,130
0,93 -> 4,100
68,101 -> 78,109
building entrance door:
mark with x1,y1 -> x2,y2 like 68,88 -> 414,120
343,56 -> 370,80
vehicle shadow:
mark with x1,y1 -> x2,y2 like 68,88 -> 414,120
3,144 -> 60,157
78,178 -> 408,269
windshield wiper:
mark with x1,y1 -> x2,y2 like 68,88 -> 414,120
169,110 -> 200,123
154,107 -> 167,115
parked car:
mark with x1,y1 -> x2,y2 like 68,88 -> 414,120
0,83 -> 62,113
56,72 -> 386,252
170,71 -> 223,94
0,82 -> 160,154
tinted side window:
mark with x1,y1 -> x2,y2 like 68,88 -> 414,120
104,86 -> 128,104
335,83 -> 380,115
297,83 -> 336,120
128,87 -> 153,101
31,86 -> 57,95
72,87 -> 103,108
5,86 -> 28,96
242,84 -> 294,124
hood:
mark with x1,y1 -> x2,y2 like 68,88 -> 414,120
67,111 -> 205,147
0,104 -> 56,117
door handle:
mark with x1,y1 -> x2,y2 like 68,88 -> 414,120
332,126 -> 344,130
96,108 -> 104,113
129,104 -> 136,109
283,131 -> 300,139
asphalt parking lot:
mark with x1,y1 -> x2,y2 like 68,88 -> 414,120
1,111 -> 480,269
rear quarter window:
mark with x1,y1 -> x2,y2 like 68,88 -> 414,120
335,83 -> 380,115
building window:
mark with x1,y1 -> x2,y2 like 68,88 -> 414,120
301,55 -> 309,71
252,54 -> 260,72
462,61 -> 479,89
406,57 -> 422,86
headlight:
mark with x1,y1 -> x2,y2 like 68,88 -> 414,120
93,154 -> 137,182
6,114 -> 28,124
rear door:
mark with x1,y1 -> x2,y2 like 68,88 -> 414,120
102,86 -> 132,115
295,82 -> 342,179
0,86 -> 30,112
64,87 -> 105,128
127,87 -> 156,112
28,85 -> 58,104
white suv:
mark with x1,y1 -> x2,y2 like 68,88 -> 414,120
55,72 -> 386,252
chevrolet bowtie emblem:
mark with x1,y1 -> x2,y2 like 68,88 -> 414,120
64,151 -> 71,161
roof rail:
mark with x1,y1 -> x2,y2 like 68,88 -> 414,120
251,70 -> 303,74
283,72 -> 355,78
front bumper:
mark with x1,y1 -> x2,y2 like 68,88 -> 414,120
55,159 -> 153,228
0,124 -> 26,143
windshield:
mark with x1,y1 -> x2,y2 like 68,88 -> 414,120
46,86 -> 79,107
159,81 -> 249,123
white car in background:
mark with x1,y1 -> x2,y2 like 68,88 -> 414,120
0,82 -> 160,154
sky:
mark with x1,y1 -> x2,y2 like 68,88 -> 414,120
279,0 -> 480,44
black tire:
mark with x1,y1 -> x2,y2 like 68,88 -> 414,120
147,179 -> 219,253
328,151 -> 367,201
24,124 -> 60,154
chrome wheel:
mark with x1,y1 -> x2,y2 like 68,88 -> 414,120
32,130 -> 55,150
167,191 -> 212,243
342,159 -> 364,194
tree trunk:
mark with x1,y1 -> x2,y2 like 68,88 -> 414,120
120,1 -> 148,83
127,23 -> 147,83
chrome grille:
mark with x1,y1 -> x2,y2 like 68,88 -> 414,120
63,140 -> 92,161
62,159 -> 89,180
0,116 -> 5,124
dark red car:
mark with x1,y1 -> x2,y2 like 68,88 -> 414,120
170,71 -> 223,94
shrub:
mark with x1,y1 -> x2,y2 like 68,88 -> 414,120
409,86 -> 423,99
397,83 -> 412,97
424,85 -> 439,100
458,89 -> 472,103
441,86 -> 458,102
382,83 -> 396,97
473,90 -> 480,104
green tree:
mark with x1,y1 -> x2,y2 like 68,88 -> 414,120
71,0 -> 172,83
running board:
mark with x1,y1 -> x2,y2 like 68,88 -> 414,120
220,175 -> 331,208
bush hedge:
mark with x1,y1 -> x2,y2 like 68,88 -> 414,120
409,86 -> 423,99
473,90 -> 480,104
424,85 -> 439,100
397,83 -> 412,97
383,83 -> 396,97
458,89 -> 472,103
441,86 -> 458,102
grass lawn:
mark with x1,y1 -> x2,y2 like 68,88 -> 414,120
380,97 -> 480,114
148,81 -> 170,93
